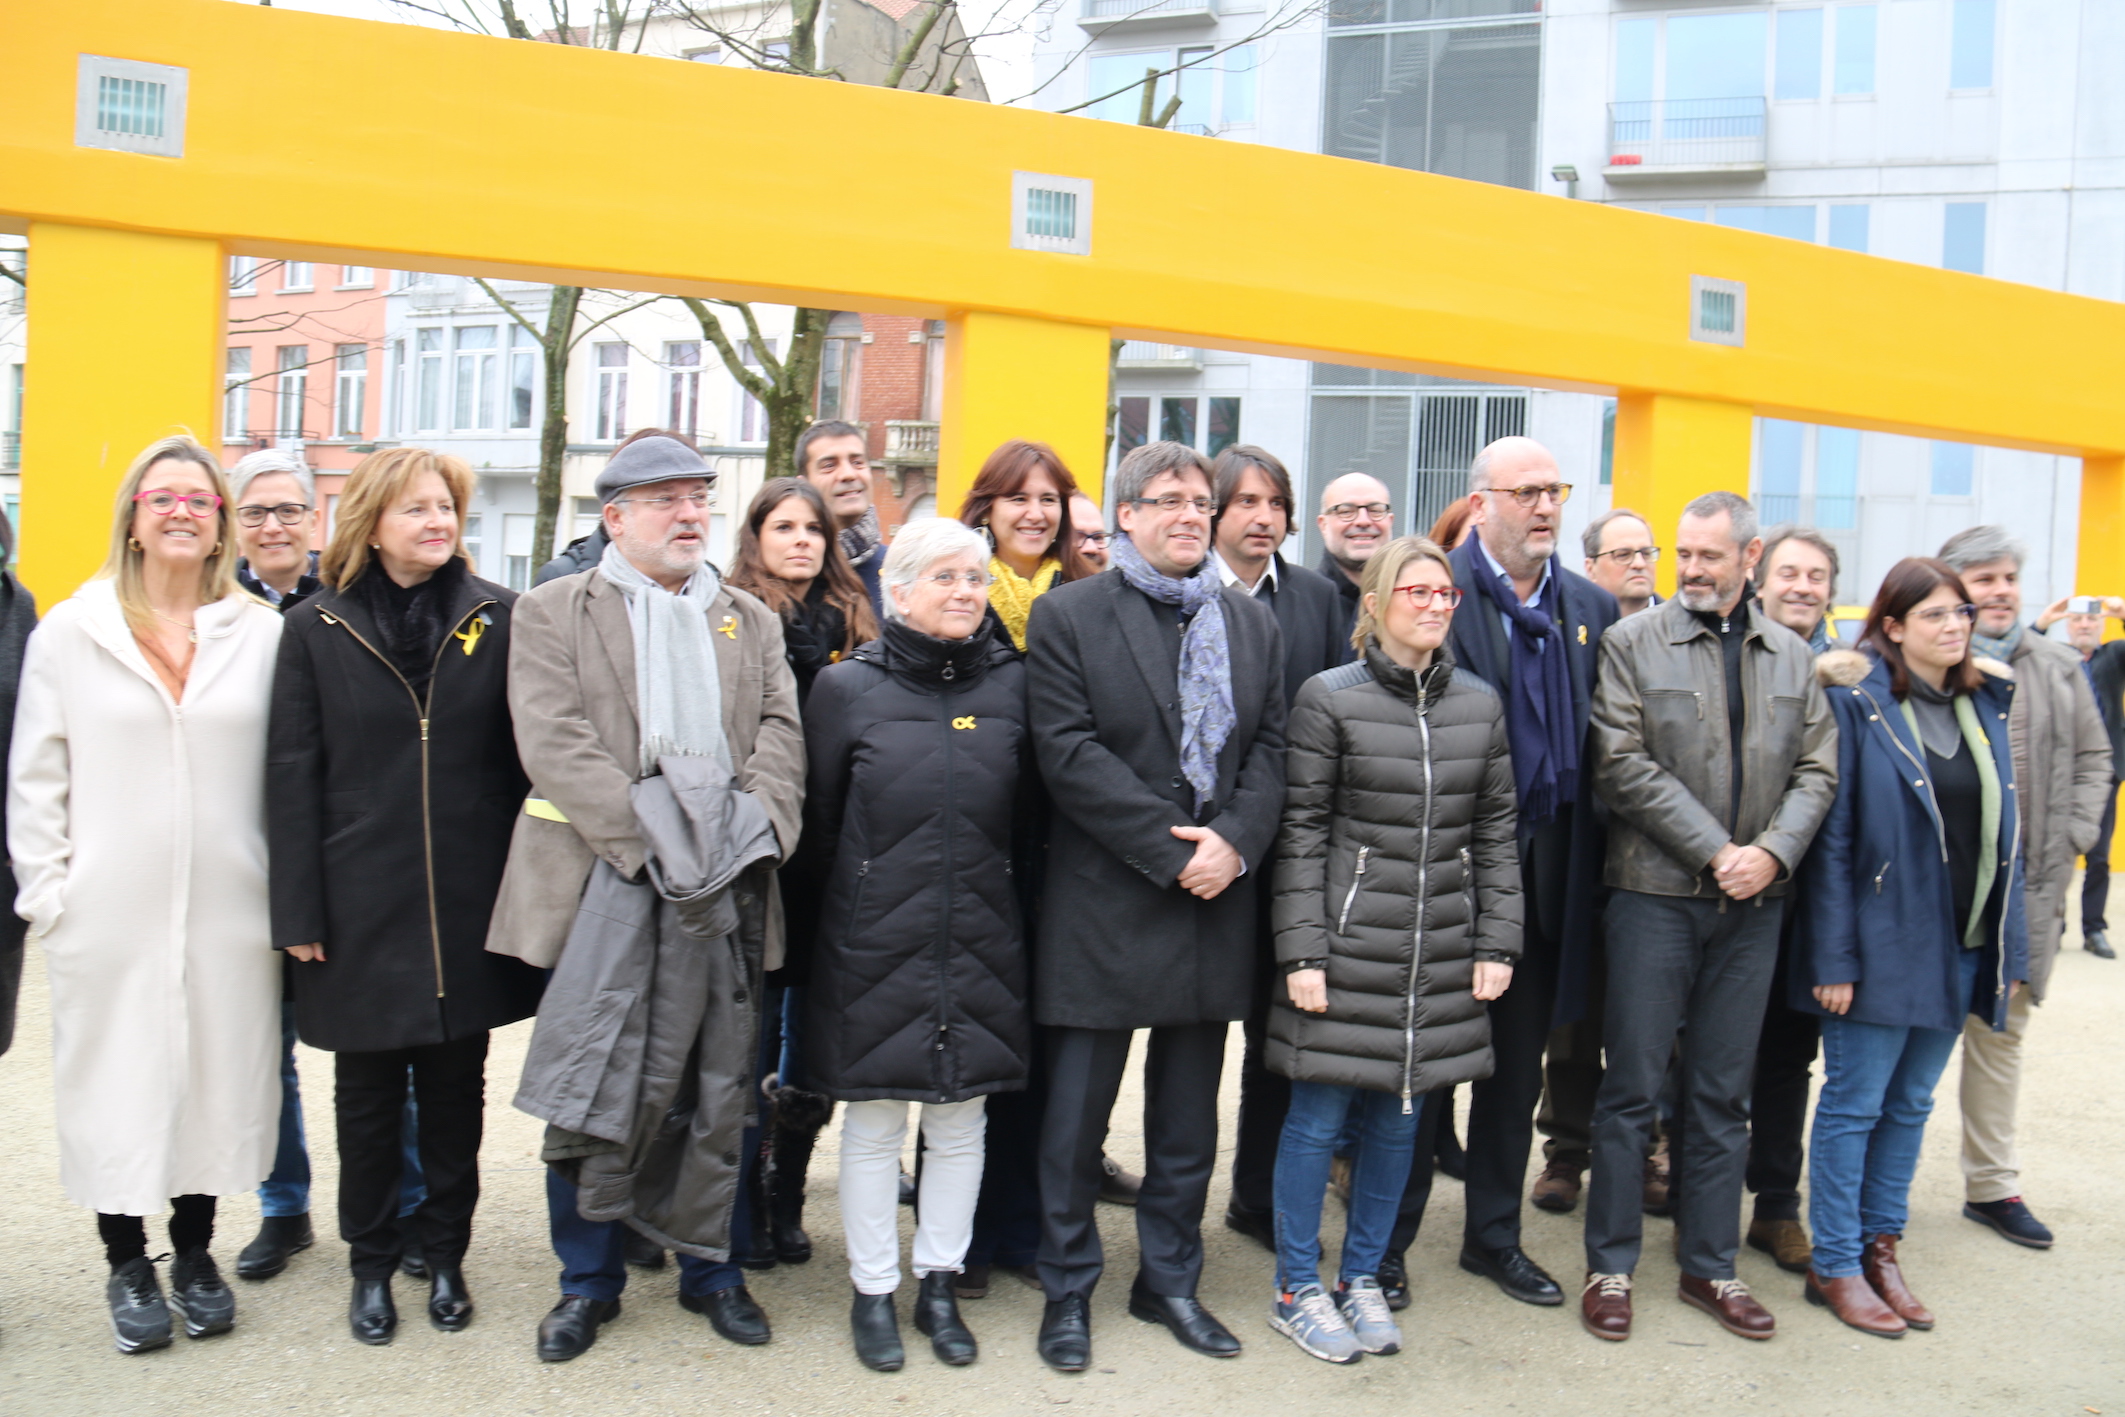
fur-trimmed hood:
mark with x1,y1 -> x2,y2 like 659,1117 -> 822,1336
1814,645 -> 2014,689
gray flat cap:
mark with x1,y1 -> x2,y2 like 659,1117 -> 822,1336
595,436 -> 714,504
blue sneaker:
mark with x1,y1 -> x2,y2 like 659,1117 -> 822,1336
1269,1284 -> 1363,1364
1334,1276 -> 1402,1354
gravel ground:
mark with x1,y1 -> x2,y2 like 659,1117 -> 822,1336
3,888 -> 2122,1417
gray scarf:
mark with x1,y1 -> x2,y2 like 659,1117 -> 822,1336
1110,532 -> 1235,815
599,541 -> 730,777
1971,621 -> 2023,664
840,506 -> 883,571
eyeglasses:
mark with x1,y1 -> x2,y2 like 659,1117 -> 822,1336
134,489 -> 223,519
617,491 -> 712,511
1130,495 -> 1214,516
1906,603 -> 1978,626
1077,530 -> 1111,549
1390,584 -> 1464,609
1592,545 -> 1660,567
1483,483 -> 1573,508
1324,502 -> 1391,522
921,569 -> 989,589
236,502 -> 311,527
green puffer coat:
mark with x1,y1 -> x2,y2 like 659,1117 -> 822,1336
1267,645 -> 1522,1103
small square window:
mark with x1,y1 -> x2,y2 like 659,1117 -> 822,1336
1690,276 -> 1746,347
1012,173 -> 1093,256
76,56 -> 187,158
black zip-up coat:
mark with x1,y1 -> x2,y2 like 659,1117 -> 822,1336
1268,647 -> 1523,1100
268,567 -> 545,1053
801,621 -> 1032,1103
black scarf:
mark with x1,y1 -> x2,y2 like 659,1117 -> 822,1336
355,557 -> 466,694
781,577 -> 850,707
1468,551 -> 1578,827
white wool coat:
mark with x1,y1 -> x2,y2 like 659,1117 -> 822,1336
9,580 -> 282,1215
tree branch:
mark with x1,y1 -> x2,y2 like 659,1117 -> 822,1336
682,299 -> 774,404
884,0 -> 952,90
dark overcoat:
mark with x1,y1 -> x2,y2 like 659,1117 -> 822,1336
269,569 -> 546,1052
1444,538 -> 1618,1028
1260,553 -> 1351,702
0,570 -> 35,1057
1026,567 -> 1288,1030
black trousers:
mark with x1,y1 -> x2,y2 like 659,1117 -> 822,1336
966,1029 -> 1047,1269
1585,892 -> 1782,1279
1037,1022 -> 1227,1299
2084,779 -> 2119,935
1456,892 -> 1561,1252
1228,999 -> 1290,1218
1744,941 -> 1820,1223
337,1032 -> 489,1281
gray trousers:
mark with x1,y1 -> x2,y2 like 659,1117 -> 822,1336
1584,890 -> 1784,1280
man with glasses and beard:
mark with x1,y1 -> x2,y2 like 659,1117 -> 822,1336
1314,473 -> 1395,654
1580,492 -> 1834,1344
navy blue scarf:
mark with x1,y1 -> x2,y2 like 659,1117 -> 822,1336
1470,554 -> 1578,827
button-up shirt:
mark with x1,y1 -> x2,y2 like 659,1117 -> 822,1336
1213,549 -> 1279,599
1476,536 -> 1549,647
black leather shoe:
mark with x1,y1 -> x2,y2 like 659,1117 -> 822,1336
680,1284 -> 772,1345
622,1229 -> 666,1270
1459,1244 -> 1564,1306
1037,1294 -> 1091,1372
1127,1280 -> 1240,1357
349,1278 -> 398,1346
851,1290 -> 905,1371
2087,928 -> 2115,960
168,1248 -> 235,1338
537,1295 -> 619,1362
770,1214 -> 813,1264
1378,1249 -> 1412,1312
236,1214 -> 314,1281
428,1266 -> 474,1332
105,1256 -> 173,1355
398,1242 -> 429,1282
1222,1204 -> 1275,1252
1963,1197 -> 2056,1248
1098,1153 -> 1143,1206
914,1271 -> 977,1365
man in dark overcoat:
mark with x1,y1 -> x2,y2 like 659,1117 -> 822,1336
1025,441 -> 1287,1372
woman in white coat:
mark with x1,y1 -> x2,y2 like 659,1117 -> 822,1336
9,435 -> 284,1355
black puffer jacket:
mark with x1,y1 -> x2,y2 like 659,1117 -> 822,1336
802,620 -> 1032,1103
1269,646 -> 1522,1101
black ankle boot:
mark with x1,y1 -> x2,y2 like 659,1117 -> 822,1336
428,1265 -> 474,1332
350,1277 -> 398,1345
767,1092 -> 827,1264
913,1271 -> 977,1365
850,1289 -> 905,1371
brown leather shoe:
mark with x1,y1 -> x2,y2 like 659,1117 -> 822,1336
1580,1273 -> 1632,1342
1531,1159 -> 1583,1214
1805,1269 -> 1907,1338
1862,1234 -> 1934,1330
1678,1274 -> 1775,1339
1641,1148 -> 1673,1216
1747,1217 -> 1813,1274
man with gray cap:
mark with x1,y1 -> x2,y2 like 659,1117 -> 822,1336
488,431 -> 805,1362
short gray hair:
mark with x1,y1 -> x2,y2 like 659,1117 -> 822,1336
1581,507 -> 1652,561
228,449 -> 316,507
1758,523 -> 1841,586
878,517 -> 990,624
1114,441 -> 1212,509
1937,524 -> 2027,574
1681,490 -> 1758,548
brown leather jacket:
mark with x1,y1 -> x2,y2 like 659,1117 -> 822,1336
1590,597 -> 1837,898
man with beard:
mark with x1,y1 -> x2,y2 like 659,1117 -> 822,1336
1935,526 -> 2110,1251
2033,593 -> 2125,960
1072,494 -> 1111,571
1314,473 -> 1394,654
1580,492 -> 1834,1343
798,419 -> 886,615
1580,509 -> 1662,619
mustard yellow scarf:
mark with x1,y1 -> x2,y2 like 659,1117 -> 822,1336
987,556 -> 1060,651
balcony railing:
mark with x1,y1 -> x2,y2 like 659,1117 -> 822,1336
1606,97 -> 1767,178
1116,341 -> 1203,370
0,430 -> 17,471
1080,0 -> 1217,31
882,420 -> 940,464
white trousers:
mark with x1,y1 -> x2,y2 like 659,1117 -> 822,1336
839,1096 -> 988,1295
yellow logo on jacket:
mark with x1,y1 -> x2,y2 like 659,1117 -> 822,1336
718,615 -> 738,639
454,616 -> 486,656
952,716 -> 977,731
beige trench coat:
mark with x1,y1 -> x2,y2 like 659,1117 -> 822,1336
2004,631 -> 2112,1000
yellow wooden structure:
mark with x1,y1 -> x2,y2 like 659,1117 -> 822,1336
2,0 -> 2122,607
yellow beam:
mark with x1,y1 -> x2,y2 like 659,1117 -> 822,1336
2,0 -> 2121,462
1612,393 -> 1755,598
17,223 -> 224,605
938,313 -> 1111,514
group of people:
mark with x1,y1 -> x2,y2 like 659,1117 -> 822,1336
0,413 -> 2103,1370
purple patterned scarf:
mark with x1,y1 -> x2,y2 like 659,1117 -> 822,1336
1111,532 -> 1235,815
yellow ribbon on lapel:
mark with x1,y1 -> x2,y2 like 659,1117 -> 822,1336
718,614 -> 738,639
455,617 -> 485,656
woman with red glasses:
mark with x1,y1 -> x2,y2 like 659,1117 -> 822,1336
9,435 -> 285,1354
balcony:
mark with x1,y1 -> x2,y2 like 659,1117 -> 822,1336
881,420 -> 940,466
1,430 -> 16,471
1605,97 -> 1767,181
1079,0 -> 1217,34
1116,341 -> 1203,371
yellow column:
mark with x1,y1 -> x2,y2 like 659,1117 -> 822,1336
2080,452 -> 2125,874
938,311 -> 1112,515
18,224 -> 225,607
1611,392 -> 1756,597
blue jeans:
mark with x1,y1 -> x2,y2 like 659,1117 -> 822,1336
260,1001 -> 426,1219
546,1160 -> 750,1302
1807,950 -> 1980,1278
1273,1080 -> 1422,1292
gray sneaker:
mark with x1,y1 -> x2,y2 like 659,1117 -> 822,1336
1269,1284 -> 1364,1364
1334,1276 -> 1403,1354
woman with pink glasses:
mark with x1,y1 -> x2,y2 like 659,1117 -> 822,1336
9,435 -> 284,1354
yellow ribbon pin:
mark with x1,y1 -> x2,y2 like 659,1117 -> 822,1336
1577,624 -> 1587,646
952,716 -> 977,731
455,617 -> 486,656
718,615 -> 738,639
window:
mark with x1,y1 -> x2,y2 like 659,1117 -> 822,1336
389,339 -> 407,436
1833,5 -> 1875,97
1086,44 -> 1260,134
1950,0 -> 1995,89
1757,418 -> 1805,523
1116,396 -> 1243,462
1325,23 -> 1540,188
461,513 -> 483,576
596,343 -> 629,442
282,261 -> 313,291
572,496 -> 604,542
817,313 -> 863,422
333,344 -> 366,438
229,255 -> 257,295
1753,419 -> 1860,531
1599,399 -> 1616,485
1774,8 -> 1822,101
1308,365 -> 1524,541
920,321 -> 946,423
1944,202 -> 1986,274
509,325 -> 537,430
415,327 -> 444,432
737,339 -> 778,442
1816,427 -> 1859,529
275,345 -> 309,439
1828,204 -> 1869,253
225,347 -> 252,438
684,46 -> 723,63
665,341 -> 702,437
1115,397 -> 1149,459
338,265 -> 374,288
504,513 -> 535,592
1665,13 -> 1768,106
1715,205 -> 1816,242
452,325 -> 499,431
1931,442 -> 1975,497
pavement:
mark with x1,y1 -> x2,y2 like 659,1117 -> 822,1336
2,902 -> 2122,1417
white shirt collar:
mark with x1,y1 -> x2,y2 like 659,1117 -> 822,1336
1476,535 -> 1548,609
1213,548 -> 1279,597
